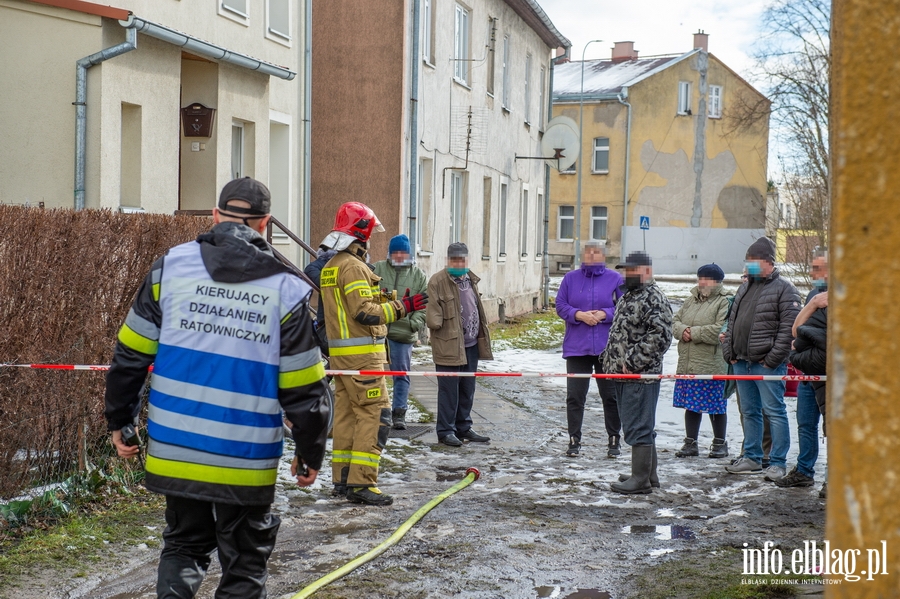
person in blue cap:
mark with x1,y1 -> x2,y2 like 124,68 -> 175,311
373,234 -> 428,430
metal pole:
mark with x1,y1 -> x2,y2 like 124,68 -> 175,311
575,39 -> 602,266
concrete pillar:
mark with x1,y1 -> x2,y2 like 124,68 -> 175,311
828,1 -> 900,595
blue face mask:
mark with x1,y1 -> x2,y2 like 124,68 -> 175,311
745,261 -> 763,277
447,267 -> 469,277
812,278 -> 827,290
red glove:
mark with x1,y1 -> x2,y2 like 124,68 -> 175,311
401,288 -> 428,313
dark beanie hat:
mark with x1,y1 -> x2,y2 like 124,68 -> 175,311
746,236 -> 776,263
388,234 -> 411,254
697,263 -> 725,281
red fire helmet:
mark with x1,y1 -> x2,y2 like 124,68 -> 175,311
332,202 -> 384,242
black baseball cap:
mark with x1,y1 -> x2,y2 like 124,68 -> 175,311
616,251 -> 652,269
448,242 -> 469,258
218,177 -> 271,216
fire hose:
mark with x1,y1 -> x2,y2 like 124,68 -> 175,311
288,467 -> 481,599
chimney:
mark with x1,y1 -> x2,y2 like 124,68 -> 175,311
611,41 -> 639,62
693,30 -> 709,52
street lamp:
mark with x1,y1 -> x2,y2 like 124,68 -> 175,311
575,39 -> 602,267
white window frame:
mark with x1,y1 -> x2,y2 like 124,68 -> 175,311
422,0 -> 434,65
453,4 -> 471,85
519,186 -> 529,259
450,171 -> 464,243
219,0 -> 249,25
538,66 -> 546,129
498,180 -> 509,259
231,121 -> 244,179
590,206 -> 608,241
677,81 -> 692,115
266,0 -> 291,44
558,205 -> 574,241
524,54 -> 532,125
501,35 -> 511,110
708,84 -> 722,118
535,189 -> 544,260
592,137 -> 610,174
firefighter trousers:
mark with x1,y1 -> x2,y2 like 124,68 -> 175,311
331,369 -> 391,488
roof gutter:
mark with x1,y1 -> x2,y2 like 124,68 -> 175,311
119,15 -> 296,80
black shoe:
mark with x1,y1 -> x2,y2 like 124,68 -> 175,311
392,408 -> 407,430
675,437 -> 699,458
346,487 -> 394,506
566,437 -> 581,457
439,433 -> 463,447
708,438 -> 729,458
458,429 -> 490,443
774,466 -> 815,488
607,435 -> 621,458
332,484 -> 348,497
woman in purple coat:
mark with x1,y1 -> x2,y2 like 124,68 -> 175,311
555,241 -> 624,458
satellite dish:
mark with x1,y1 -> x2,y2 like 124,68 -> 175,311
541,116 -> 580,171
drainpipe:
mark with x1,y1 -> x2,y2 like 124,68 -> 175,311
407,0 -> 421,251
74,26 -> 137,210
303,0 -> 313,259
617,88 -> 632,258
542,47 -> 566,309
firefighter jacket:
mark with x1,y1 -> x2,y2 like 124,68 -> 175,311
319,245 -> 407,369
105,222 -> 331,506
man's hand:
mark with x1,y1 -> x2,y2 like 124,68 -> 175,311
575,311 -> 600,326
730,359 -> 738,365
681,328 -> 692,343
811,291 -> 828,309
401,288 -> 428,313
292,456 -> 319,487
111,429 -> 140,459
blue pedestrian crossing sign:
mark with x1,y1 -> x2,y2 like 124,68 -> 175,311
639,216 -> 650,230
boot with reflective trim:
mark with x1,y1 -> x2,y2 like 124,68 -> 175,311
392,408 -> 407,430
332,466 -> 349,497
346,486 -> 394,506
611,444 -> 653,495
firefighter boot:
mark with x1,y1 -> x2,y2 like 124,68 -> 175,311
392,408 -> 407,430
332,466 -> 349,498
346,487 -> 394,506
611,444 -> 653,495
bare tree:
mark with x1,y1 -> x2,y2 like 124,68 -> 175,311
756,0 -> 830,271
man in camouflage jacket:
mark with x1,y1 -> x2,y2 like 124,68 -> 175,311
603,251 -> 673,495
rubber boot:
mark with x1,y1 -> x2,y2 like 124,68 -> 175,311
392,408 -> 407,430
332,466 -> 349,497
607,435 -> 621,458
708,438 -> 729,458
611,444 -> 653,495
619,442 -> 660,488
675,437 -> 699,458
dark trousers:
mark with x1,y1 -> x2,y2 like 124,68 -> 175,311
565,355 -> 620,442
435,344 -> 479,438
157,495 -> 280,599
615,381 -> 660,446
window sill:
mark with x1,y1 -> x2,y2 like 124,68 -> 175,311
708,114 -> 722,119
453,77 -> 471,91
481,255 -> 491,261
486,91 -> 494,98
497,254 -> 507,263
218,4 -> 249,25
524,120 -> 531,129
423,59 -> 436,70
417,250 -> 434,257
519,254 -> 529,262
557,239 -> 574,243
502,106 -> 510,114
591,170 -> 609,175
559,171 -> 576,175
266,28 -> 292,47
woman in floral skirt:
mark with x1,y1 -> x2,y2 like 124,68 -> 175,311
671,264 -> 733,458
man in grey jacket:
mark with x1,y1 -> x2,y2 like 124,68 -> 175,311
604,251 -> 673,494
723,237 -> 801,480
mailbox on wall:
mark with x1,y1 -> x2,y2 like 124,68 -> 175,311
181,103 -> 216,138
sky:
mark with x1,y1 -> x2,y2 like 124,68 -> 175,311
538,0 -> 768,85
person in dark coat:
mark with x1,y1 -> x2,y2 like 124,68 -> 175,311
779,250 -> 829,492
722,237 -> 801,481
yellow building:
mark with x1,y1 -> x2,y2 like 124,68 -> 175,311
548,33 -> 770,273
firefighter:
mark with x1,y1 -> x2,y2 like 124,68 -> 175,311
320,202 -> 428,506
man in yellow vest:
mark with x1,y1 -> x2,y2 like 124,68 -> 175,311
320,202 -> 428,505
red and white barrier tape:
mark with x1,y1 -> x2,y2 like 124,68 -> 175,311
0,363 -> 825,382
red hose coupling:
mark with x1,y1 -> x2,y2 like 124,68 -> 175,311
465,467 -> 481,480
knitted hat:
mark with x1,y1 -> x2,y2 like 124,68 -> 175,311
697,263 -> 725,282
388,234 -> 411,254
746,236 -> 776,263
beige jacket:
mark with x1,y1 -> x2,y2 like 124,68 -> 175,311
426,269 -> 493,366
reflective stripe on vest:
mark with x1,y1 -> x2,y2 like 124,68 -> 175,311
148,241 -> 310,485
328,335 -> 385,357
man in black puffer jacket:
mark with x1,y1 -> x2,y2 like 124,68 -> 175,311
722,237 -> 801,481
